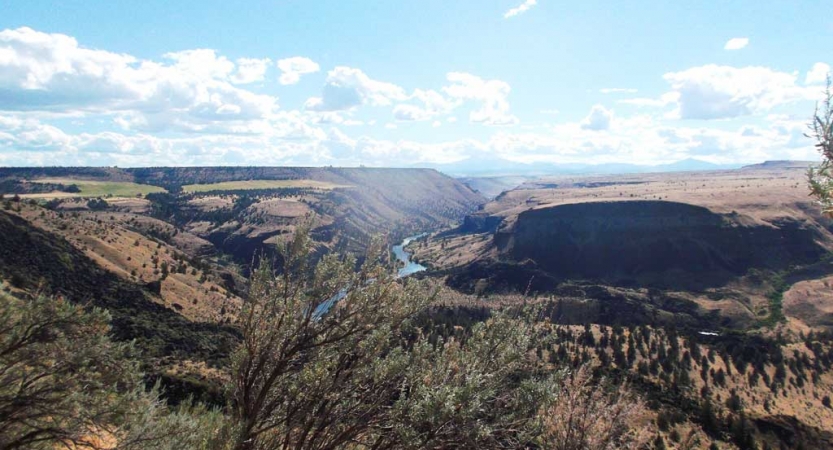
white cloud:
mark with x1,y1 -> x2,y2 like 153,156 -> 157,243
484,112 -> 820,166
432,120 -> 442,127
724,37 -> 749,50
806,62 -> 831,85
580,105 -> 613,131
163,49 -> 235,80
0,27 -> 143,109
663,65 -> 809,119
392,89 -> 459,122
276,56 -> 320,85
393,104 -> 432,121
0,106 -> 822,168
504,0 -> 537,18
231,58 -> 271,84
305,66 -> 406,111
0,115 -> 72,152
0,27 -> 278,133
0,27 -> 824,169
443,72 -> 519,126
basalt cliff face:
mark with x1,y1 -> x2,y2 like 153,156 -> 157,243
494,201 -> 832,288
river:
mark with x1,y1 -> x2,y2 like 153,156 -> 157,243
392,233 -> 427,278
314,233 -> 428,317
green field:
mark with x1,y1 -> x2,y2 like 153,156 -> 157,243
26,178 -> 167,198
182,179 -> 351,193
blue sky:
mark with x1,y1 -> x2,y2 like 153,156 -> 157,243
0,0 -> 830,168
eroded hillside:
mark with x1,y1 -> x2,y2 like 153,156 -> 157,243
0,166 -> 483,404
499,200 -> 829,289
404,162 -> 833,352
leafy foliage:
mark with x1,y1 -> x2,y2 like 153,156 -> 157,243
808,77 -> 833,213
0,214 -> 653,449
0,293 -> 222,450
224,224 -> 630,450
541,366 -> 650,450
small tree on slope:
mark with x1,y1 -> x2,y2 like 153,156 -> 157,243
808,76 -> 833,213
226,223 -> 650,449
0,293 -> 221,450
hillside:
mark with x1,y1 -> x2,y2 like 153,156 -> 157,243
498,200 -> 829,289
412,163 -> 833,334
417,163 -> 833,288
6,163 -> 833,447
0,166 -> 483,406
0,208 -> 239,363
394,162 -> 833,446
0,166 -> 483,264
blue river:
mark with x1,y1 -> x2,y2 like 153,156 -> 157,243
392,233 -> 427,278
314,233 -> 428,317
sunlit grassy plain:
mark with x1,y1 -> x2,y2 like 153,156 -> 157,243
181,179 -> 351,192
21,178 -> 167,198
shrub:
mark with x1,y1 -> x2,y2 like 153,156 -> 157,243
0,293 -> 219,449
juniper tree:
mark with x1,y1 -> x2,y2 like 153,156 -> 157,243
0,293 -> 219,450
808,76 -> 833,212
226,224 -> 568,450
224,223 -> 654,449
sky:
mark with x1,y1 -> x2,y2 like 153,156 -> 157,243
0,0 -> 831,168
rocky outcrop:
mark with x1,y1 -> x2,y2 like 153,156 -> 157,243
496,201 -> 830,288
459,214 -> 503,234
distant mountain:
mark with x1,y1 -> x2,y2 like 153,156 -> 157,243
417,157 -> 739,177
741,160 -> 818,171
652,158 -> 734,173
459,176 -> 532,199
414,155 -> 540,177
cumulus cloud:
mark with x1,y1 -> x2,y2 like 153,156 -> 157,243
504,0 -> 537,18
276,56 -> 320,85
580,105 -> 613,131
392,88 -> 459,122
663,65 -> 808,119
0,115 -> 72,152
806,62 -> 831,85
393,104 -> 432,121
0,27 -> 278,133
0,106 -> 821,168
0,27 -> 823,168
163,49 -> 235,80
0,27 -> 143,110
305,66 -> 406,112
723,37 -> 749,50
231,58 -> 271,84
442,72 -> 518,126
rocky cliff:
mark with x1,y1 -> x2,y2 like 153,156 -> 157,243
496,201 -> 831,288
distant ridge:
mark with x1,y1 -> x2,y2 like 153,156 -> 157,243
741,160 -> 818,170
419,157 -> 739,177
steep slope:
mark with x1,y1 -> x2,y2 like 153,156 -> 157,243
411,163 -> 833,334
0,209 -> 239,364
1,166 -> 484,270
0,167 -> 484,233
128,166 -> 483,229
498,201 -> 829,289
459,176 -> 530,199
